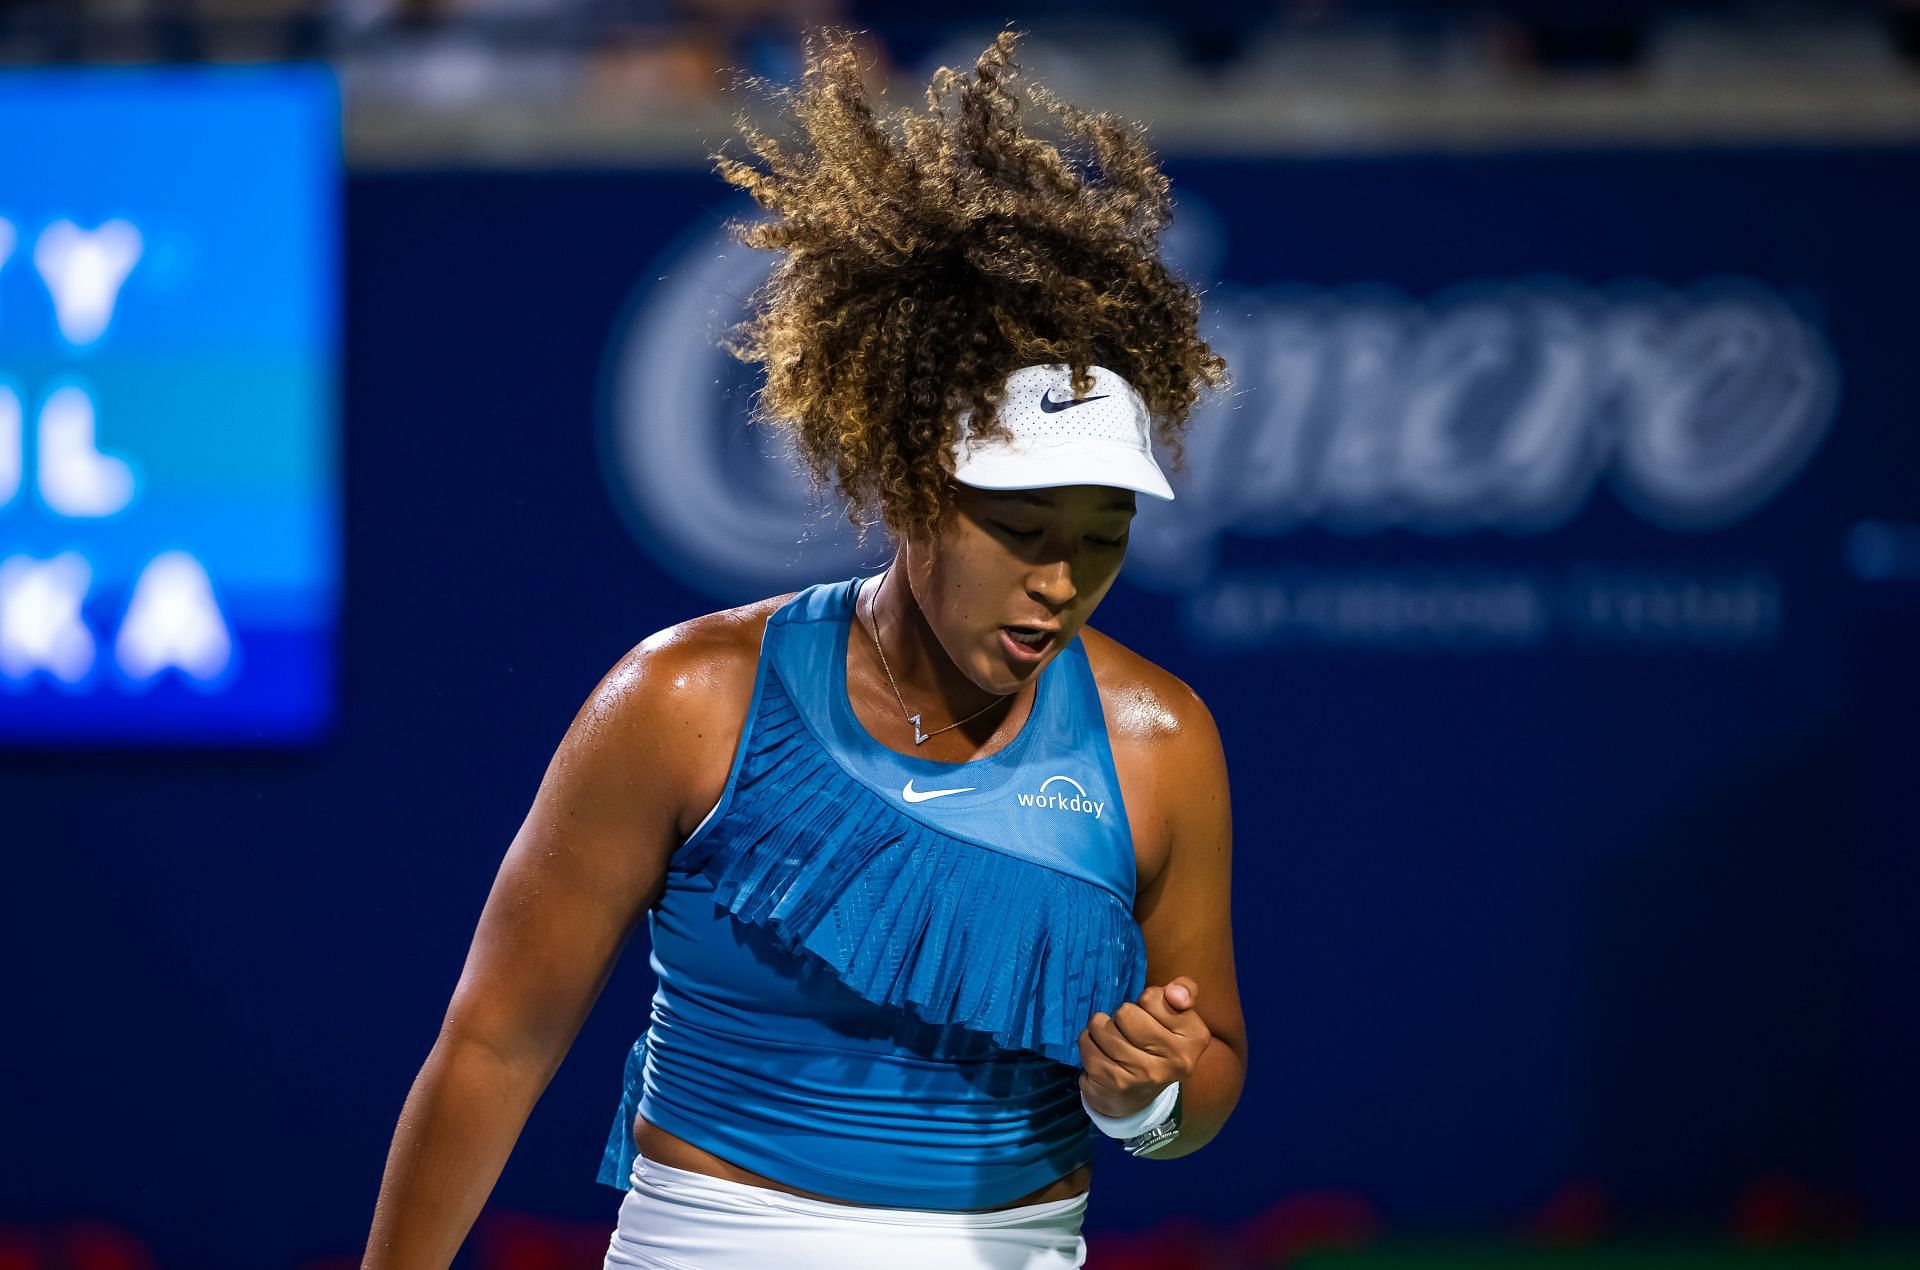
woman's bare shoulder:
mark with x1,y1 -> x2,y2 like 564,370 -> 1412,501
1075,623 -> 1215,749
634,591 -> 796,670
580,592 -> 796,836
604,591 -> 797,721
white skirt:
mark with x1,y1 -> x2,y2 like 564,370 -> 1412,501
602,1151 -> 1089,1269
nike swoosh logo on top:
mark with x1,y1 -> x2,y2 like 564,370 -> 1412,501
1038,390 -> 1110,413
902,779 -> 975,803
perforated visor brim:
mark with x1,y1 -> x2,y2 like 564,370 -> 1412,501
951,442 -> 1175,501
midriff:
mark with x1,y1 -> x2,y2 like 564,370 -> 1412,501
630,1113 -> 1093,1211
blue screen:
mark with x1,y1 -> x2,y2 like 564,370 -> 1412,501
0,66 -> 339,744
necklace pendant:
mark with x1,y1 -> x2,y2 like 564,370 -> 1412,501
909,713 -> 929,745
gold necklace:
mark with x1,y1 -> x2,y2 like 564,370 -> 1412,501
862,573 -> 1010,746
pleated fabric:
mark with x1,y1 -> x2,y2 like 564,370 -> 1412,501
680,666 -> 1146,1067
596,576 -> 1146,1208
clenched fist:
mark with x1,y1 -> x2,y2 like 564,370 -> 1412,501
1077,975 -> 1213,1120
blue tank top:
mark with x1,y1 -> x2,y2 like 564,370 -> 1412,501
595,575 -> 1148,1208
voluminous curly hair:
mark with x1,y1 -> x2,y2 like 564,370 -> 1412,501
717,28 -> 1228,540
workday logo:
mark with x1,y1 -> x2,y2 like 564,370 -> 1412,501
1015,775 -> 1105,820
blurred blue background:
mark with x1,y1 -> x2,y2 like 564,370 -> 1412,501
2,3 -> 1919,1268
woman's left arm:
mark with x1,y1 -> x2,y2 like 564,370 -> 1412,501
1078,688 -> 1247,1158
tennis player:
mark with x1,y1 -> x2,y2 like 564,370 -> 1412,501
362,29 -> 1244,1270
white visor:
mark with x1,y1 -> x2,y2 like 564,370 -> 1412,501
951,364 -> 1174,502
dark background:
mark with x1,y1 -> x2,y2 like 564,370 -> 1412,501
4,145 -> 1918,1266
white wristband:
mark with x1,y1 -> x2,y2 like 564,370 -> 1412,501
1082,1080 -> 1181,1140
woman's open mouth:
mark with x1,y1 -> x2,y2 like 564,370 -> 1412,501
999,625 -> 1056,663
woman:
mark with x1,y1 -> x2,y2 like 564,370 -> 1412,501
362,29 -> 1243,1270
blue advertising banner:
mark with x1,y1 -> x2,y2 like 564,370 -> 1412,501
0,68 -> 340,745
2,146 -> 1915,1268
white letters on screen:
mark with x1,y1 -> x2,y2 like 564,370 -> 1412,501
116,551 -> 233,683
38,385 -> 135,517
34,218 -> 143,347
0,552 -> 96,683
0,386 -> 20,507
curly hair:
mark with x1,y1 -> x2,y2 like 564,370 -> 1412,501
716,28 -> 1228,540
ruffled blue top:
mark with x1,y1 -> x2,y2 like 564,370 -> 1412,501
596,575 -> 1146,1208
